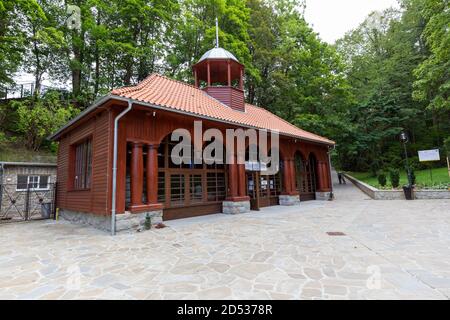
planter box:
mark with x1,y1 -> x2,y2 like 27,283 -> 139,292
343,174 -> 450,200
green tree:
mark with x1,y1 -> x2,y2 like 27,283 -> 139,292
166,0 -> 254,82
12,92 -> 78,151
413,0 -> 450,112
0,0 -> 44,87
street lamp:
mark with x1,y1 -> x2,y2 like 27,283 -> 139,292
400,131 -> 412,187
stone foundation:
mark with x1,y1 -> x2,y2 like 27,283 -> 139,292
59,209 -> 162,232
222,200 -> 250,214
315,191 -> 332,200
344,173 -> 450,200
279,195 -> 300,206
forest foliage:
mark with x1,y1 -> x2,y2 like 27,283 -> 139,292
0,0 -> 448,172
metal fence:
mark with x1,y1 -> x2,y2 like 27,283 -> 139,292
0,82 -> 69,100
0,183 -> 56,223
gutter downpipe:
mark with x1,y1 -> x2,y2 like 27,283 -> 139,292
327,145 -> 335,200
111,100 -> 133,236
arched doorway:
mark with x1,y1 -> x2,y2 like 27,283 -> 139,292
294,151 -> 317,201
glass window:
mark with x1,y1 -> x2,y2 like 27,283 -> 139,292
17,175 -> 28,190
157,172 -> 165,203
190,175 -> 203,203
207,172 -> 226,201
73,138 -> 92,189
16,175 -> 50,191
170,174 -> 185,206
39,175 -> 49,189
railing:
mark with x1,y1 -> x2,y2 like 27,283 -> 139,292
0,82 -> 66,100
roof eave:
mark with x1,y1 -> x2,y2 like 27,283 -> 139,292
48,94 -> 113,141
109,95 -> 335,146
48,93 -> 335,146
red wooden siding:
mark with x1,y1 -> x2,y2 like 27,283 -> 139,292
55,102 -> 332,217
203,86 -> 245,112
56,109 -> 113,215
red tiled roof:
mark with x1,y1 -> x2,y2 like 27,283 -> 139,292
111,74 -> 335,145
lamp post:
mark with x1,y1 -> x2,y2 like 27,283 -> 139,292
400,132 -> 412,187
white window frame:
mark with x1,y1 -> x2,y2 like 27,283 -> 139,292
16,175 -> 51,191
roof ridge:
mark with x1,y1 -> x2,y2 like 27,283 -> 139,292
155,73 -> 199,90
111,74 -> 158,95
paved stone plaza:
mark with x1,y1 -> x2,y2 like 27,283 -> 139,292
0,178 -> 449,300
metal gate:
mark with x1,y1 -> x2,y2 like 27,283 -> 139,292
0,183 -> 56,223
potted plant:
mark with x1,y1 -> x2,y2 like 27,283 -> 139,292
403,169 -> 415,200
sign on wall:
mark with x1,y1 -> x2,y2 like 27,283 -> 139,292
418,149 -> 440,162
245,161 -> 261,171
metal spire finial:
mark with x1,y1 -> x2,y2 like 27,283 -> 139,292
215,17 -> 219,48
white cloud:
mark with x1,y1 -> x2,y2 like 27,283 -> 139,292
304,0 -> 400,43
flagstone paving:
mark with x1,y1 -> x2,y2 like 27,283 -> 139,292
0,177 -> 449,300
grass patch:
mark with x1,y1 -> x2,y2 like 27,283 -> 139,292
347,167 -> 450,190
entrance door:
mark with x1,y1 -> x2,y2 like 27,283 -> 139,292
246,172 -> 259,210
294,152 -> 317,201
246,171 -> 281,210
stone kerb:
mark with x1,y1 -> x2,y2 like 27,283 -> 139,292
344,173 -> 450,200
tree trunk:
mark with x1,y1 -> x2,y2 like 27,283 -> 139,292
32,25 -> 41,98
72,29 -> 85,101
94,11 -> 100,96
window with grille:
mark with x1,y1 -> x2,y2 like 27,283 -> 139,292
207,172 -> 226,201
157,172 -> 165,203
73,138 -> 92,190
170,174 -> 185,206
16,175 -> 50,191
190,175 -> 203,203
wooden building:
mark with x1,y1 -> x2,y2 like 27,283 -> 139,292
50,45 -> 334,233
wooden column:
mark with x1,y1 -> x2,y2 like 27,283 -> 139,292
289,159 -> 296,193
325,160 -> 331,190
228,163 -> 238,198
207,61 -> 211,86
318,162 -> 325,191
238,164 -> 246,197
146,144 -> 159,204
227,61 -> 231,86
318,161 -> 330,191
282,159 -> 292,194
130,142 -> 144,209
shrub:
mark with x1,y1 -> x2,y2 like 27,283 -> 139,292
12,93 -> 78,151
0,131 -> 7,148
377,172 -> 387,187
409,169 -> 416,185
389,169 -> 400,188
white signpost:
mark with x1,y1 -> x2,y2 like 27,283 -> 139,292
418,149 -> 440,182
418,149 -> 440,162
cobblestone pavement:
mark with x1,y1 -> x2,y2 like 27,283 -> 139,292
0,176 -> 449,300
